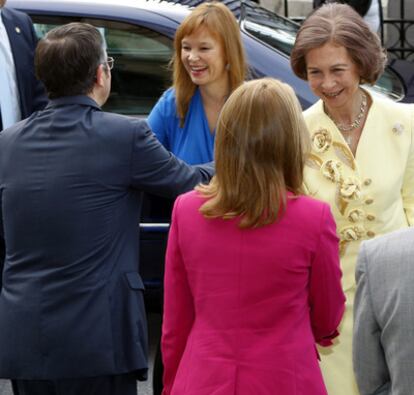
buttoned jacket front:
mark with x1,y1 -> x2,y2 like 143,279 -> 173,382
304,93 -> 414,291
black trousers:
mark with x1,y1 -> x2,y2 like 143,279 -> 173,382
12,373 -> 137,395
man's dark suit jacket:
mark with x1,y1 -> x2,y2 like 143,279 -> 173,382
0,95 -> 213,380
2,6 -> 47,121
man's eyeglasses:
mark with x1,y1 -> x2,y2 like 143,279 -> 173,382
104,57 -> 115,70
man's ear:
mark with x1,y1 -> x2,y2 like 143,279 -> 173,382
95,64 -> 106,87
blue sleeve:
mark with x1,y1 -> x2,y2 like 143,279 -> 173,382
148,89 -> 175,150
130,119 -> 214,197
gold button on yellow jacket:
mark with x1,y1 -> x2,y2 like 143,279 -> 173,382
303,93 -> 414,395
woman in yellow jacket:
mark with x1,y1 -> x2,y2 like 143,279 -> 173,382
291,3 -> 414,395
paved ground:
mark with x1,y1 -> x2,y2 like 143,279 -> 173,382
0,313 -> 161,395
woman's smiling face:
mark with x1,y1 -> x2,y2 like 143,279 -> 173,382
305,41 -> 361,111
181,26 -> 228,90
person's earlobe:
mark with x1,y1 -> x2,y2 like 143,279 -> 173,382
95,64 -> 105,86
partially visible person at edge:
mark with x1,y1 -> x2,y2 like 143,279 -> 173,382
353,228 -> 414,394
0,0 -> 47,134
147,1 -> 246,165
0,22 -> 213,395
161,78 -> 345,395
313,0 -> 381,33
0,0 -> 47,273
291,3 -> 414,395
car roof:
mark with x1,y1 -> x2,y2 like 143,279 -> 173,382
166,0 -> 282,21
9,0 -> 271,24
8,0 -> 190,22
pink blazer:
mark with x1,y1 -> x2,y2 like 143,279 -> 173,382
162,191 -> 345,395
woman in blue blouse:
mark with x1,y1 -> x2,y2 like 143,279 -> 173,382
148,2 -> 247,165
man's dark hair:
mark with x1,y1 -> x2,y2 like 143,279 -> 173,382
35,22 -> 104,99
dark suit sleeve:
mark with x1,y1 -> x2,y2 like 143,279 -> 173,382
4,8 -> 48,116
0,189 -> 4,291
130,120 -> 214,198
353,243 -> 390,395
313,0 -> 371,16
346,0 -> 372,16
24,12 -> 48,112
313,0 -> 325,8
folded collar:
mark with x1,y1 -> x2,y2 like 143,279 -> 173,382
46,95 -> 101,111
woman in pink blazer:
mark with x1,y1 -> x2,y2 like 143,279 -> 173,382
161,78 -> 345,395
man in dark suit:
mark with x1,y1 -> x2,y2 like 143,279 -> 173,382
0,22 -> 213,395
0,0 -> 47,131
312,0 -> 381,33
313,0 -> 372,16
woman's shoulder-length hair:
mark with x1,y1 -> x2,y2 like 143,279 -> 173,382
196,78 -> 310,229
173,1 -> 247,126
291,3 -> 386,84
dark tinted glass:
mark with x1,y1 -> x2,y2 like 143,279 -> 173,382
32,16 -> 173,116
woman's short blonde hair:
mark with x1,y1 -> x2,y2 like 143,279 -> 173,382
173,2 -> 246,125
291,3 -> 386,84
197,78 -> 309,229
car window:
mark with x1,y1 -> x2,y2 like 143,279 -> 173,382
241,6 -> 298,56
32,16 -> 173,116
241,6 -> 405,101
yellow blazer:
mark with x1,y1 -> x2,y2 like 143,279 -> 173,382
304,94 -> 414,291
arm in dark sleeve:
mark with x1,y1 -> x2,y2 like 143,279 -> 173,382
26,14 -> 48,111
0,190 -> 4,292
130,120 -> 214,198
313,0 -> 325,8
309,204 -> 345,346
346,0 -> 372,16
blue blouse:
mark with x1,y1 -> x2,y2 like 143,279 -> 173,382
147,88 -> 215,165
